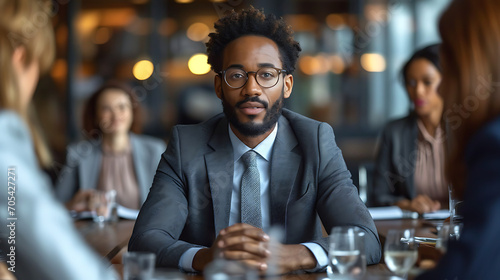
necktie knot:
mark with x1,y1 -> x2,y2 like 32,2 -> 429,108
241,150 -> 257,168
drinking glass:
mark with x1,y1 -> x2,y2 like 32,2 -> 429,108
90,189 -> 117,223
151,269 -> 186,280
327,226 -> 366,279
448,185 -> 463,224
204,258 -> 258,280
122,251 -> 156,280
384,229 -> 418,279
436,224 -> 463,254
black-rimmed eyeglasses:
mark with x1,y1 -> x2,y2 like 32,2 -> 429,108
219,67 -> 287,89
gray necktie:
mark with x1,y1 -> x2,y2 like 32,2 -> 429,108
240,150 -> 262,228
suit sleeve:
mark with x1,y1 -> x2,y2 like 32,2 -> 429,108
315,123 -> 381,265
128,127 -> 203,268
372,125 -> 407,206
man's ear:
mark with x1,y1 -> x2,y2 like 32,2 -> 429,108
283,74 -> 293,99
214,74 -> 223,99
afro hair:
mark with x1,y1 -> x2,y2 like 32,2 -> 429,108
206,6 -> 301,74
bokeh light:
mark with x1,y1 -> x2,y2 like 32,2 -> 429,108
186,22 -> 210,42
326,14 -> 346,30
188,54 -> 211,75
133,60 -> 154,80
330,55 -> 346,74
299,55 -> 330,75
360,53 -> 386,72
93,27 -> 111,44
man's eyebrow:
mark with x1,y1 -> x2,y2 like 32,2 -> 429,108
257,63 -> 276,68
227,64 -> 244,69
226,63 -> 277,69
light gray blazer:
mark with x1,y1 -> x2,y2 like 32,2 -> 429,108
129,109 -> 381,269
0,110 -> 117,280
55,133 -> 166,205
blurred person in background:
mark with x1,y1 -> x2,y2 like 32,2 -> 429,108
417,0 -> 500,278
55,81 -> 165,212
372,44 -> 447,214
0,0 -> 117,279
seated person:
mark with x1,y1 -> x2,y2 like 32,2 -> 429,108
417,0 -> 500,278
129,7 -> 381,274
372,44 -> 447,214
55,81 -> 166,212
0,0 -> 116,278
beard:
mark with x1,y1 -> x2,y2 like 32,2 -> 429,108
221,88 -> 285,137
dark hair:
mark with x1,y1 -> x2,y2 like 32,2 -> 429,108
401,44 -> 441,86
206,6 -> 301,74
82,81 -> 142,138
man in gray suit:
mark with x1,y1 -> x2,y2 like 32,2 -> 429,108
129,7 -> 381,273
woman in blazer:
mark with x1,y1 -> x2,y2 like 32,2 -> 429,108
372,44 -> 448,213
55,81 -> 165,211
417,0 -> 500,278
0,1 -> 116,278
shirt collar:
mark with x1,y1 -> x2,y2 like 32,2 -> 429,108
228,123 -> 278,163
417,119 -> 444,144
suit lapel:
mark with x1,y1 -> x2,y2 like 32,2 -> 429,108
270,116 -> 301,226
206,118 -> 234,235
130,134 -> 150,204
79,141 -> 102,191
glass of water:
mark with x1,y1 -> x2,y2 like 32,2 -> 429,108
90,189 -> 117,223
436,223 -> 462,254
448,185 -> 464,224
122,251 -> 156,280
327,226 -> 366,279
384,228 -> 418,279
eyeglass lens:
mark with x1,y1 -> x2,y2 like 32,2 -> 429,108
224,67 -> 280,88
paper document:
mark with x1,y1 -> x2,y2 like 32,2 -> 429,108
71,204 -> 139,220
116,205 -> 139,220
368,206 -> 403,220
368,206 -> 419,220
422,209 -> 450,220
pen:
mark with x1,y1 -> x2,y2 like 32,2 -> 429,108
415,237 -> 437,243
400,237 -> 437,244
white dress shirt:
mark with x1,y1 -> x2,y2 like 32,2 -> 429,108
179,123 -> 327,271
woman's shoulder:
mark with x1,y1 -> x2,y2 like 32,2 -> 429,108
473,116 -> 500,139
384,113 -> 417,129
0,110 -> 30,136
130,133 -> 166,151
380,113 -> 417,139
0,110 -> 43,181
65,137 -> 102,154
0,110 -> 33,154
466,116 -> 500,159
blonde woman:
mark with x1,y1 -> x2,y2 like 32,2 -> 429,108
416,0 -> 500,278
0,0 -> 116,279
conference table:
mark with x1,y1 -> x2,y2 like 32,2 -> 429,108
76,217 -> 442,279
75,219 -> 135,261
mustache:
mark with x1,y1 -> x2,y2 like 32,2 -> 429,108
235,96 -> 269,109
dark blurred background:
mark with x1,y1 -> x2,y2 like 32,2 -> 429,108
36,0 -> 451,199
